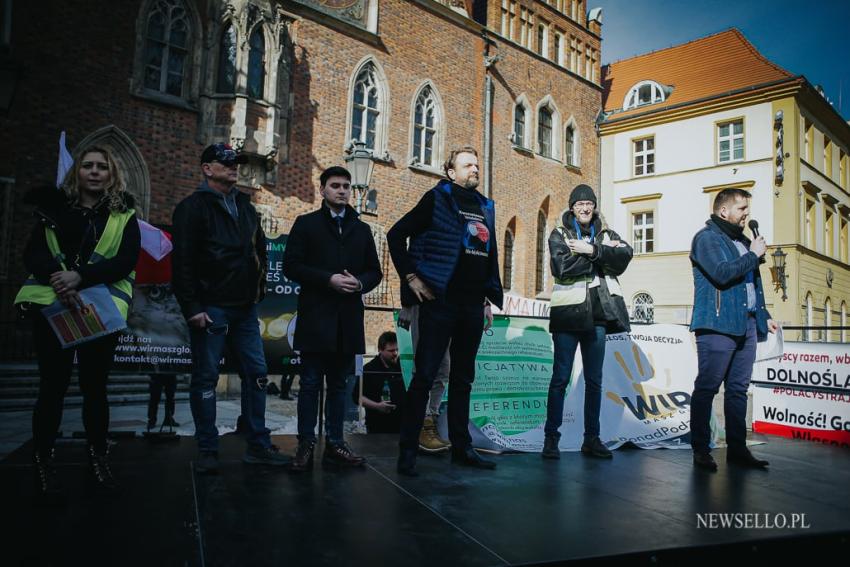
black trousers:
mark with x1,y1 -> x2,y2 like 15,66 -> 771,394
148,374 -> 177,424
399,297 -> 484,451
31,314 -> 119,453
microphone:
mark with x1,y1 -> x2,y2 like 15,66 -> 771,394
748,219 -> 766,264
748,219 -> 760,238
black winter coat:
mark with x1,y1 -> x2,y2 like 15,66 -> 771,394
548,212 -> 633,333
281,204 -> 382,354
23,186 -> 140,290
171,185 -> 266,319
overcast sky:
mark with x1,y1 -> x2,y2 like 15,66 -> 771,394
593,0 -> 850,120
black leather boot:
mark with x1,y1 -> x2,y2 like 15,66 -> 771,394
34,448 -> 62,498
88,445 -> 118,490
542,434 -> 561,459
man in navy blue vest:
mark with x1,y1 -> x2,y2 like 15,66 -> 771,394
689,188 -> 779,472
388,147 -> 504,476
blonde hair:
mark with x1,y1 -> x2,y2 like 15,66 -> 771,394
443,146 -> 478,178
61,145 -> 129,213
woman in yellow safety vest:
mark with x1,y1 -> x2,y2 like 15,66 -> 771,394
15,145 -> 140,497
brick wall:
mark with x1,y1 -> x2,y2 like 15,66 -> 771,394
0,0 -> 602,355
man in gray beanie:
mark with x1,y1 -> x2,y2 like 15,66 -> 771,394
542,184 -> 633,460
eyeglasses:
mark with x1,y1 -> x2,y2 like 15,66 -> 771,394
213,160 -> 238,168
573,201 -> 595,211
329,182 -> 351,189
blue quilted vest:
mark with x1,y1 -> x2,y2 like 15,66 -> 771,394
409,180 -> 502,306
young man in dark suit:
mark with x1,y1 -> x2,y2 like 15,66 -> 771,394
282,166 -> 383,471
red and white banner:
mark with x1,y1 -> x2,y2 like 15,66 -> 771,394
752,342 -> 850,449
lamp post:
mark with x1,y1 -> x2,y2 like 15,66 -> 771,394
770,247 -> 788,302
344,140 -> 375,213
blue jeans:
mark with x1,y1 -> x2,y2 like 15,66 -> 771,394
544,327 -> 606,439
188,304 -> 271,452
691,315 -> 757,453
297,352 -> 354,445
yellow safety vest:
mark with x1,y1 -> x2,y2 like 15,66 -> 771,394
14,210 -> 136,320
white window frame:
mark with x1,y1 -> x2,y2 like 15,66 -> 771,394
563,117 -> 580,167
536,20 -> 548,58
717,119 -> 744,163
535,96 -> 561,160
631,292 -> 655,324
554,31 -> 565,66
632,211 -> 655,254
409,82 -> 444,170
623,80 -> 666,110
633,136 -> 655,177
512,94 -> 532,148
825,299 -> 832,342
345,57 -> 390,159
805,293 -> 814,341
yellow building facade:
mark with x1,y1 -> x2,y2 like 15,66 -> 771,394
598,30 -> 850,341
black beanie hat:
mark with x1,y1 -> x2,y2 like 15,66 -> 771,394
569,184 -> 597,208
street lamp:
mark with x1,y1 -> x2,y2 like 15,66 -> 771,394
344,140 -> 375,213
770,247 -> 788,302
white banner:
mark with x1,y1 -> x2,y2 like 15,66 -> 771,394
532,324 -> 700,451
752,341 -> 850,449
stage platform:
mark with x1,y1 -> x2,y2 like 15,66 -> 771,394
1,434 -> 848,566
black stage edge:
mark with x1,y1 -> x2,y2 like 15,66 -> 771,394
1,434 -> 848,566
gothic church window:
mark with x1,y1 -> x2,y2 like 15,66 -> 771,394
142,0 -> 191,97
247,28 -> 266,99
217,24 -> 237,94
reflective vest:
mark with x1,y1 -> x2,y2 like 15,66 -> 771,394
14,210 -> 136,320
550,228 -> 623,308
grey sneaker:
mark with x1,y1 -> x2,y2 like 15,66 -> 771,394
196,451 -> 219,474
243,445 -> 291,466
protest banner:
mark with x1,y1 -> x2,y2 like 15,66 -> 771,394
753,341 -> 850,449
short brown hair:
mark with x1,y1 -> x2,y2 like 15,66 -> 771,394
713,188 -> 752,213
443,146 -> 478,178
378,331 -> 397,351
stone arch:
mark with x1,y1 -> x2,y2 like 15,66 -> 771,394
75,126 -> 151,220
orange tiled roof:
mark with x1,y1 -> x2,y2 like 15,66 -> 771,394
602,29 -> 795,120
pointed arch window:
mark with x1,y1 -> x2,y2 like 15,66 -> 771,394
216,23 -> 237,94
538,107 -> 553,158
565,124 -> 576,166
143,0 -> 191,97
352,64 -> 381,150
824,298 -> 832,342
804,293 -> 814,341
513,103 -> 527,147
412,86 -> 439,167
535,210 -> 547,294
503,228 -> 515,291
247,28 -> 266,99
